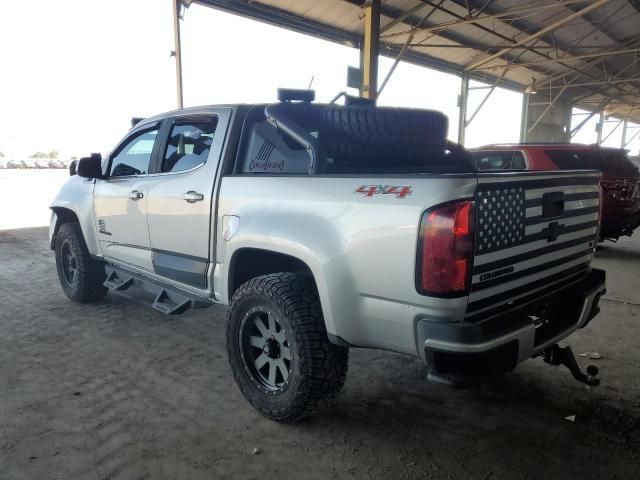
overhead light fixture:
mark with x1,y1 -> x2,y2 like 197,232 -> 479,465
525,78 -> 538,95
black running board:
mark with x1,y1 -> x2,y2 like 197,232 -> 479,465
104,265 -> 212,315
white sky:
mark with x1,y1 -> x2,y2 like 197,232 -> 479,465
1,0 -> 529,159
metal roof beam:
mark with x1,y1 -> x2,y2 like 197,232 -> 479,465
465,0 -> 612,71
379,2 -> 431,34
527,85 -> 569,136
192,0 -> 640,121
473,48 -> 640,71
601,118 -> 624,144
418,0 -> 622,93
194,0 -> 512,86
462,0 -> 639,99
343,0 -> 535,89
553,78 -> 640,89
562,1 -> 636,47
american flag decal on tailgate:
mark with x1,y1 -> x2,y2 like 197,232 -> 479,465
477,187 -> 525,253
467,172 -> 601,322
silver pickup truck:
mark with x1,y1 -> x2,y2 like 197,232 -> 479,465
50,90 -> 606,422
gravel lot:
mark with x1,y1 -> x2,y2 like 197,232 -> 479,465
0,227 -> 638,480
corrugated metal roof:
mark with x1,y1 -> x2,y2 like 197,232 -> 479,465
195,0 -> 640,123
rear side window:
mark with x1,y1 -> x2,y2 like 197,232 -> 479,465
110,128 -> 158,177
546,149 -> 639,175
473,151 -> 527,170
239,118 -> 313,174
162,116 -> 218,173
599,150 -> 639,175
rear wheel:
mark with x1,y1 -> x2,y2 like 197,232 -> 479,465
226,272 -> 349,422
55,222 -> 108,303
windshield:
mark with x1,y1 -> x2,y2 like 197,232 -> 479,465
545,149 -> 639,176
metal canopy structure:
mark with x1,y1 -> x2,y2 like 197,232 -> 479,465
181,0 -> 640,143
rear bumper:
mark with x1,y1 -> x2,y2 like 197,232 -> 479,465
418,268 -> 606,387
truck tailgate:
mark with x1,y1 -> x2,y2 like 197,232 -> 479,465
467,171 -> 601,321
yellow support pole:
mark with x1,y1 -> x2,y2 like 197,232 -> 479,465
172,0 -> 184,109
361,0 -> 380,100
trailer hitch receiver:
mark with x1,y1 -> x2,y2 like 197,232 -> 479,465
543,344 -> 600,387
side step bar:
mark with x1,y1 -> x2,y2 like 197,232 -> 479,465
103,266 -> 212,315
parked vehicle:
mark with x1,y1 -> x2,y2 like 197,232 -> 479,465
47,159 -> 66,169
7,160 -> 28,169
49,92 -> 605,421
34,159 -> 50,169
471,144 -> 640,240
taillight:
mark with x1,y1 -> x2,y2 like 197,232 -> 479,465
417,200 -> 474,296
601,179 -> 639,202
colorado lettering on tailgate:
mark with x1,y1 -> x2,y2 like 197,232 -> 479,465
479,266 -> 515,282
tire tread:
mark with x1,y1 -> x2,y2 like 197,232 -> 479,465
226,272 -> 348,422
55,222 -> 107,303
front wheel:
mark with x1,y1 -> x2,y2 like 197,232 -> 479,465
55,222 -> 108,303
226,273 -> 349,422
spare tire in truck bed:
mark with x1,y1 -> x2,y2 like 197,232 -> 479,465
319,105 -> 448,143
238,103 -> 474,175
317,105 -> 472,174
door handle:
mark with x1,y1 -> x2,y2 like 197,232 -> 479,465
182,191 -> 204,203
128,190 -> 143,200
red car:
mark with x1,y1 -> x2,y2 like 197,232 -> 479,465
471,144 -> 640,240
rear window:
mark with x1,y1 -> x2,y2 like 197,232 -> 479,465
546,149 -> 639,175
472,150 -> 527,170
236,104 -> 474,175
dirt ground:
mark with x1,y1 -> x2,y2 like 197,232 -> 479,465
0,227 -> 638,480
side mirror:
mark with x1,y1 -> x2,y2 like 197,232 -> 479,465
77,153 -> 104,179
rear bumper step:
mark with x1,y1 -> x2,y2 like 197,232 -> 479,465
419,268 -> 605,387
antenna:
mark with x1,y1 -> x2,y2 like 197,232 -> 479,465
307,75 -> 315,90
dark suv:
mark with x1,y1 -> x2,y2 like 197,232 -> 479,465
471,144 -> 640,240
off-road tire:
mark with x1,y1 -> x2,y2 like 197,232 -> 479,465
320,104 -> 448,142
317,105 -> 469,174
55,222 -> 108,303
226,272 -> 349,422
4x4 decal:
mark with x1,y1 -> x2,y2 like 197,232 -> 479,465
355,185 -> 413,198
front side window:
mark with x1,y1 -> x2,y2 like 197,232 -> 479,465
161,116 -> 218,173
110,129 -> 158,177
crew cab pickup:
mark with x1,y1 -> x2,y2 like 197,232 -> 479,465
50,91 -> 606,421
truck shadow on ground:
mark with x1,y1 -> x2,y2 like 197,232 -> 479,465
300,351 -> 639,478
595,239 -> 640,262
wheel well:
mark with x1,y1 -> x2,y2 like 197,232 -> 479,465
229,248 -> 314,301
50,207 -> 79,249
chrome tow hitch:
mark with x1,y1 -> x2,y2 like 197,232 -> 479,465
543,344 -> 600,387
